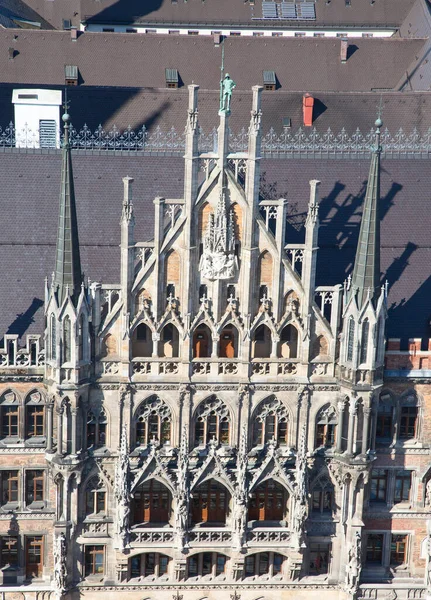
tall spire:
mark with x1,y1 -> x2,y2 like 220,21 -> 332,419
53,108 -> 82,304
350,118 -> 382,308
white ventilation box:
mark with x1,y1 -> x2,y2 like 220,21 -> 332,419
12,89 -> 62,148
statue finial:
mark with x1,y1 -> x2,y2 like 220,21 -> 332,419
218,39 -> 236,115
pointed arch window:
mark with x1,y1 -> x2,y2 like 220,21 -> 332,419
25,391 -> 45,439
194,396 -> 230,446
78,314 -> 84,361
63,316 -> 71,363
315,405 -> 337,449
135,396 -> 171,447
311,477 -> 334,514
85,477 -> 106,516
360,319 -> 369,364
252,396 -> 289,446
347,317 -> 355,362
50,314 -> 56,361
87,409 -> 107,449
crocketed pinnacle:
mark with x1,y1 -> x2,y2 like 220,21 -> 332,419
350,118 -> 382,309
53,110 -> 83,305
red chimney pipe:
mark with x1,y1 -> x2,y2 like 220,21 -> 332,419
303,93 -> 314,127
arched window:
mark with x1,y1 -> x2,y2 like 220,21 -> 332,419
187,552 -> 228,579
0,390 -> 20,440
219,325 -> 238,358
346,317 -> 355,362
399,393 -> 420,441
192,324 -> 212,358
192,480 -> 230,524
245,552 -> 285,578
132,323 -> 152,358
194,396 -> 230,446
311,477 -> 334,515
87,409 -> 107,449
133,479 -> 171,525
50,314 -> 56,361
360,319 -> 369,364
63,316 -> 71,364
129,552 -> 171,579
253,396 -> 289,446
159,323 -> 179,358
25,391 -> 45,439
315,405 -> 337,449
279,324 -> 298,359
248,480 -> 289,522
135,396 -> 171,447
252,324 -> 272,359
85,477 -> 106,516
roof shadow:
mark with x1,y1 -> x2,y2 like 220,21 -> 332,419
2,297 -> 44,342
84,0 -> 164,24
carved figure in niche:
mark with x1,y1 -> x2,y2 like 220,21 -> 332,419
115,426 -> 131,550
53,532 -> 67,596
425,479 -> 431,507
199,186 -> 238,281
426,534 -> 431,590
220,74 -> 236,113
345,531 -> 362,594
102,334 -> 117,357
232,497 -> 247,549
292,426 -> 308,548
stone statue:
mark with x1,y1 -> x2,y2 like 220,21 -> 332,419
53,532 -> 67,597
175,428 -> 189,550
232,497 -> 247,550
426,534 -> 431,590
220,73 -> 236,114
199,187 -> 238,281
425,479 -> 431,507
292,426 -> 308,548
114,426 -> 131,550
345,531 -> 362,594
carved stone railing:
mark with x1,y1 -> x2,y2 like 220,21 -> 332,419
81,520 -> 110,536
0,336 -> 44,371
100,361 -> 121,376
133,360 -> 152,375
188,528 -> 232,545
358,585 -> 426,599
310,361 -> 334,377
218,359 -> 240,376
247,528 -> 291,545
191,359 -> 245,378
132,358 -> 183,379
130,528 -> 175,545
285,244 -> 305,277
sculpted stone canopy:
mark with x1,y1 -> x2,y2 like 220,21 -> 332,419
199,185 -> 238,281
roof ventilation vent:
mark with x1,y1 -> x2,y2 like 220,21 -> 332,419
8,47 -> 15,60
63,19 -> 72,30
303,93 -> 314,127
340,38 -> 348,63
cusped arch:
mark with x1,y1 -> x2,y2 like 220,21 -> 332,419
193,395 -> 232,447
133,394 -> 173,448
251,395 -> 292,447
133,474 -> 176,498
249,473 -> 294,496
0,388 -> 22,404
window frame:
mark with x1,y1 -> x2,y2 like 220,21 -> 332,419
25,470 -> 45,506
84,545 -> 105,577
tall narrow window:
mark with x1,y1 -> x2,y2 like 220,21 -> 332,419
84,546 -> 105,576
360,320 -> 369,364
369,469 -> 387,503
78,314 -> 84,361
25,471 -> 44,504
366,534 -> 383,564
63,317 -> 71,363
1,471 -> 19,504
26,405 -> 44,437
347,317 -> 355,362
25,536 -> 44,579
2,406 -> 19,438
50,314 -> 56,361
0,536 -> 18,567
399,406 -> 418,439
390,535 -> 408,566
394,471 -> 412,504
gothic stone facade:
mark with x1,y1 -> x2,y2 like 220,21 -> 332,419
0,86 -> 429,600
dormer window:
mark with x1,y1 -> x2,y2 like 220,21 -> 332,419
263,70 -> 276,91
165,68 -> 179,89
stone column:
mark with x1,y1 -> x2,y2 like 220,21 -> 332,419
336,399 -> 345,453
70,408 -> 78,456
361,407 -> 371,455
56,405 -> 64,455
179,384 -> 192,443
119,385 -> 132,448
346,399 -> 357,456
46,398 -> 54,453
